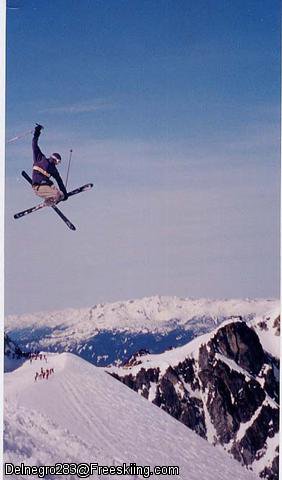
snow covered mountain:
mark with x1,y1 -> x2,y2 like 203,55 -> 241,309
108,314 -> 279,480
4,352 -> 257,480
5,296 -> 278,366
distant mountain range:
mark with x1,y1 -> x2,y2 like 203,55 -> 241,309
5,296 -> 278,366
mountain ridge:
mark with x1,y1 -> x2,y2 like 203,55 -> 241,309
108,315 -> 279,479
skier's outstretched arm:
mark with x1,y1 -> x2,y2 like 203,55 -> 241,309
32,124 -> 44,163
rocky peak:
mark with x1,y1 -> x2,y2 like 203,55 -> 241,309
209,321 -> 265,375
109,318 -> 279,480
4,333 -> 23,359
4,333 -> 27,373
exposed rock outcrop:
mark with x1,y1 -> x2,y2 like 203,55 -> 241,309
109,319 -> 279,479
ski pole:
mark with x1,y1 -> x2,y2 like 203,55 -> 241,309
6,129 -> 34,144
7,123 -> 44,144
65,149 -> 73,189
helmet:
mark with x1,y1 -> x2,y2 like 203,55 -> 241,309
50,153 -> 62,164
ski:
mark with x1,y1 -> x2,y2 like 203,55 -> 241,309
14,202 -> 76,230
67,182 -> 93,197
14,202 -> 46,219
16,171 -> 77,231
51,205 -> 76,231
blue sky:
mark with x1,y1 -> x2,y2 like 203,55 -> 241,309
5,0 -> 280,314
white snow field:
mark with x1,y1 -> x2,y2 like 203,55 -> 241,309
250,305 -> 280,359
4,353 -> 257,480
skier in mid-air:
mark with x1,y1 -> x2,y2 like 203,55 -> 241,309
32,124 -> 68,205
13,124 -> 93,230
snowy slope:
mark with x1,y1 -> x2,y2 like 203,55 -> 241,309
5,296 -> 278,366
250,310 -> 280,359
4,353 -> 256,480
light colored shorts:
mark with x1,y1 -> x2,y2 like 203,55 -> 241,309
33,184 -> 63,206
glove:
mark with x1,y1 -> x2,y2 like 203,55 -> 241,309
61,192 -> 68,201
34,123 -> 44,135
34,125 -> 43,136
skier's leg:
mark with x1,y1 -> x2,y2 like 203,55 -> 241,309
33,185 -> 63,205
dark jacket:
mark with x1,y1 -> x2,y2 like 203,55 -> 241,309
32,130 -> 67,197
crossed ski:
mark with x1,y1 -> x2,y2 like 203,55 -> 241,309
14,171 -> 93,231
